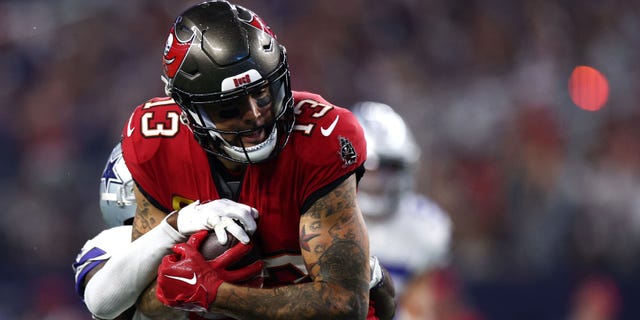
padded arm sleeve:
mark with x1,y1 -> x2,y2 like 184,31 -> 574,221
83,218 -> 185,319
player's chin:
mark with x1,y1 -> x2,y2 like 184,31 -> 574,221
241,128 -> 266,146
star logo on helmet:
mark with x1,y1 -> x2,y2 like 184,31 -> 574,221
102,155 -> 125,191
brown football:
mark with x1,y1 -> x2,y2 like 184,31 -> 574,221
199,233 -> 256,319
199,231 -> 261,270
199,230 -> 240,260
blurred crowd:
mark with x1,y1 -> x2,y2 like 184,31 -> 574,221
1,0 -> 639,319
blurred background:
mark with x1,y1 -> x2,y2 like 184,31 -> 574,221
1,0 -> 639,319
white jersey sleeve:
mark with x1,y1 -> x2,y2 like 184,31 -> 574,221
73,226 -> 132,297
83,218 -> 185,320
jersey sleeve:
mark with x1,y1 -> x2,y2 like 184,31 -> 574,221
72,226 -> 132,298
120,97 -> 207,212
289,92 -> 367,212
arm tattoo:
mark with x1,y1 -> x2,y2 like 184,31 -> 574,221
137,281 -> 188,320
215,176 -> 369,319
132,191 -> 160,241
300,225 -> 321,252
129,186 -> 177,318
303,176 -> 369,316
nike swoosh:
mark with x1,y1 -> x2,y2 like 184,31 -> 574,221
164,273 -> 197,285
126,113 -> 135,137
320,115 -> 340,137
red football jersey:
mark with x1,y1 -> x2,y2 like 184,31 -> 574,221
121,91 -> 366,286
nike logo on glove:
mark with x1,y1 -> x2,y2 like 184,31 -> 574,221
165,273 -> 197,285
321,115 -> 340,137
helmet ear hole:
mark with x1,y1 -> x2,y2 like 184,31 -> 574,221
262,38 -> 275,51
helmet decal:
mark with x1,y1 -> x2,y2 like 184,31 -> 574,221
100,143 -> 136,227
101,153 -> 125,192
163,23 -> 194,80
239,10 -> 276,39
221,69 -> 262,91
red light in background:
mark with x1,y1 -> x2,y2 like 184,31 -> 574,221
568,65 -> 609,112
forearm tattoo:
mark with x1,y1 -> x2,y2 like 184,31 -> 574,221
217,176 -> 370,319
136,281 -> 187,320
303,177 -> 369,316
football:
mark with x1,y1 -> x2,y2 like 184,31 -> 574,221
200,230 -> 240,260
199,231 -> 261,271
199,232 -> 254,319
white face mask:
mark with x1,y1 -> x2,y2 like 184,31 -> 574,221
217,126 -> 279,163
185,80 -> 287,164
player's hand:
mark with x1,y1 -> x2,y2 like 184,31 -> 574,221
156,231 -> 265,312
369,260 -> 396,320
176,199 -> 259,244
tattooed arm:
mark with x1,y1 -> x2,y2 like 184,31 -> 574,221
137,280 -> 187,319
131,185 -> 190,318
81,184 -> 186,319
209,175 -> 371,319
131,184 -> 169,241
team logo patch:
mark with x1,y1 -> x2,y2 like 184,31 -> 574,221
338,136 -> 357,167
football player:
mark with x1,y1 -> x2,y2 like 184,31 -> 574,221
74,143 -> 394,319
352,101 -> 454,319
110,1 -> 382,318
73,143 -> 192,320
73,142 -> 153,320
73,143 -> 259,320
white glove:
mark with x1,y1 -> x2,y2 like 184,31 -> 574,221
175,199 -> 259,244
369,255 -> 384,290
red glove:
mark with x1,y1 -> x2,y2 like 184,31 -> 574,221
157,230 -> 264,312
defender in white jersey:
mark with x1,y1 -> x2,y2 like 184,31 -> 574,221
74,143 -> 251,320
73,142 -> 392,320
353,102 -> 453,319
74,143 -> 233,320
73,142 -> 147,319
